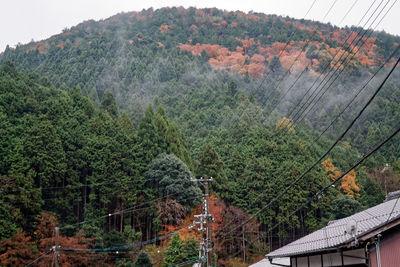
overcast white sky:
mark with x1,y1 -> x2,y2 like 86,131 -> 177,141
1,0 -> 399,52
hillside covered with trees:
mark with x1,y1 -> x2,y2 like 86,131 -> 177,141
1,7 -> 400,266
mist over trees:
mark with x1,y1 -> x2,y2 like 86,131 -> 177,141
0,6 -> 399,266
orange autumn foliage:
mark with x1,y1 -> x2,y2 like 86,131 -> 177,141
246,62 -> 265,77
251,54 -> 265,64
247,14 -> 261,21
261,42 -> 290,59
279,51 -> 309,73
322,158 -> 360,197
347,32 -> 358,45
236,46 -> 243,53
275,117 -> 295,133
236,38 -> 256,52
179,42 -> 267,77
295,22 -> 314,35
0,231 -> 38,267
311,58 -> 320,69
208,195 -> 225,232
159,25 -> 169,32
39,231 -> 97,267
340,170 -> 360,197
159,195 -> 225,245
33,213 -> 98,266
321,158 -> 342,181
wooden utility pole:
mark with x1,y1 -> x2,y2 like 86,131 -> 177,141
191,177 -> 213,267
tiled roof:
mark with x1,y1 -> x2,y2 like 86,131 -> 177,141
267,197 -> 400,258
249,257 -> 290,267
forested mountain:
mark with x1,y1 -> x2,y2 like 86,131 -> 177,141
1,7 -> 399,266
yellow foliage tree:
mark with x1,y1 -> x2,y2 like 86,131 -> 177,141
340,170 -> 360,197
275,117 -> 295,134
321,158 -> 360,197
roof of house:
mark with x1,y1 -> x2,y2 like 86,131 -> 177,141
267,194 -> 400,258
249,257 -> 290,267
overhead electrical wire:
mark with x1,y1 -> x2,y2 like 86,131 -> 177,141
246,202 -> 400,249
338,0 -> 360,26
231,0 -> 319,124
221,58 -> 399,260
267,123 -> 400,236
1,176 -> 166,194
60,222 -> 195,252
280,0 -> 384,126
59,193 -> 201,230
219,6 -> 398,261
216,55 -> 399,241
215,42 -> 400,235
24,249 -> 53,267
290,0 -> 398,128
272,0 -> 396,142
284,0 -> 392,129
261,0 -> 341,108
241,0 -> 366,125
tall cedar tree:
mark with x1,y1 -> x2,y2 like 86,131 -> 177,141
195,144 -> 229,199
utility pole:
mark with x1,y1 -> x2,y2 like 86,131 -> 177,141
52,226 -> 60,267
191,177 -> 213,267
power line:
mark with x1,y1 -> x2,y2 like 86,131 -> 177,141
215,4 -> 397,237
222,110 -> 400,261
261,0 -> 342,110
24,249 -> 52,267
60,223 -> 195,252
59,193 -> 201,230
217,55 -> 399,241
272,0 -> 392,136
231,0 -> 319,124
384,196 -> 400,224
1,176 -> 163,194
279,0 -> 383,128
244,0 -> 379,128
338,0 -> 360,26
239,0 -> 385,141
264,208 -> 400,248
287,0 -> 394,129
267,124 -> 400,236
290,0 -> 396,128
215,45 -> 399,234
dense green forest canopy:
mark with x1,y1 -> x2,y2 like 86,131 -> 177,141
0,6 -> 399,266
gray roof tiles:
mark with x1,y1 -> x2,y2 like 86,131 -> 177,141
267,197 -> 400,258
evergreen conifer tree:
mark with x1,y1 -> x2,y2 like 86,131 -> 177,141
196,144 -> 229,199
134,250 -> 153,267
100,89 -> 119,117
